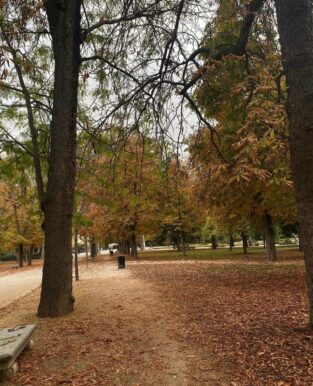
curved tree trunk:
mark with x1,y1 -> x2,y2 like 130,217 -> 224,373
275,0 -> 313,326
38,0 -> 81,317
263,212 -> 277,261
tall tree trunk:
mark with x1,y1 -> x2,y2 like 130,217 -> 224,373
38,0 -> 81,317
241,233 -> 248,254
74,229 -> 79,281
275,0 -> 313,326
263,212 -> 277,261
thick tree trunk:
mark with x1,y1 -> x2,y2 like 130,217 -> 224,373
130,234 -> 138,258
74,229 -> 79,281
38,0 -> 81,317
263,212 -> 277,262
298,228 -> 304,252
241,233 -> 248,254
275,0 -> 313,327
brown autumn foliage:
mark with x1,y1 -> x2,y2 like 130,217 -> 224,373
0,250 -> 311,385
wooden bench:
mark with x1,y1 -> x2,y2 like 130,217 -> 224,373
0,325 -> 36,382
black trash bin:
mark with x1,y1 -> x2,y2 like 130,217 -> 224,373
117,255 -> 125,269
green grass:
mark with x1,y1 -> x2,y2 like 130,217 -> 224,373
139,246 -> 301,261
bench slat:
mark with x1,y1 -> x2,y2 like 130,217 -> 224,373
0,325 -> 36,371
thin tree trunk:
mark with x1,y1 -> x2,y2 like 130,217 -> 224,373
263,212 -> 277,261
229,234 -> 234,251
38,0 -> 81,317
27,245 -> 34,266
74,229 -> 79,281
126,239 -> 130,256
211,235 -> 217,250
85,237 -> 89,268
90,236 -> 97,261
242,233 -> 248,254
275,0 -> 313,326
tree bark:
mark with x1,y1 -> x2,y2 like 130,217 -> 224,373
263,212 -> 277,261
74,229 -> 79,281
90,236 -> 97,261
298,228 -> 304,252
141,234 -> 146,251
241,233 -> 248,254
85,237 -> 89,268
275,0 -> 313,326
130,234 -> 138,258
211,235 -> 217,250
38,0 -> 81,317
27,245 -> 34,266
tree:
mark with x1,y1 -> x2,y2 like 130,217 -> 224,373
274,0 -> 313,327
0,160 -> 43,267
1,0 -> 185,316
79,132 -> 165,257
177,0 -> 313,324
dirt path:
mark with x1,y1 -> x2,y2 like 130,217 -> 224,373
0,268 -> 42,309
0,262 -> 199,386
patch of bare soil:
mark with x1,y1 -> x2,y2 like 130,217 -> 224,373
0,261 -> 226,386
131,260 -> 312,385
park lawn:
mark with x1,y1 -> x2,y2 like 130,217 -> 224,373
137,245 -> 302,261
